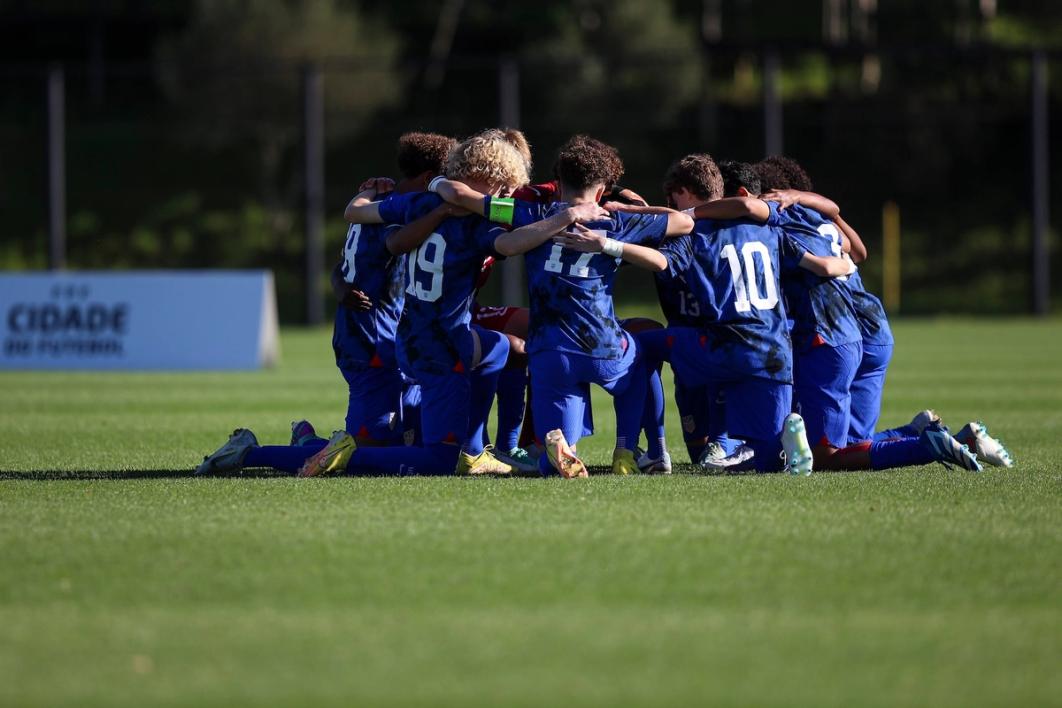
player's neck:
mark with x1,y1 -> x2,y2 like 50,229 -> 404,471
559,188 -> 599,205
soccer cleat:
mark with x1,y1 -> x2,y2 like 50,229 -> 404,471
544,429 -> 588,479
698,442 -> 728,467
637,449 -> 673,475
493,447 -> 538,474
909,409 -> 943,435
919,424 -> 982,472
700,444 -> 756,474
456,447 -> 515,476
954,422 -> 1013,468
298,430 -> 356,477
612,448 -> 640,476
781,413 -> 813,476
289,419 -> 319,447
195,428 -> 258,475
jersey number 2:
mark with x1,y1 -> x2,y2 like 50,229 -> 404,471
720,241 -> 779,313
406,233 -> 446,302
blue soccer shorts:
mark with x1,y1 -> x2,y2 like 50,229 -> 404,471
793,340 -> 862,449
847,342 -> 893,445
340,364 -> 408,444
528,335 -> 638,450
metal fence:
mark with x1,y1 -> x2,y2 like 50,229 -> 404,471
1,44 -> 1057,322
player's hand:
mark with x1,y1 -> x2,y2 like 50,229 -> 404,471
358,177 -> 395,195
342,287 -> 373,311
762,189 -> 801,210
567,202 -> 610,223
553,223 -> 606,253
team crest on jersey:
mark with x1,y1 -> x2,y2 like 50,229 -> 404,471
403,428 -> 416,446
682,415 -> 696,433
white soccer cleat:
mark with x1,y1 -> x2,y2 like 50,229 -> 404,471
781,413 -> 813,476
637,449 -> 673,475
909,409 -> 943,435
920,425 -> 982,472
698,442 -> 728,467
954,421 -> 1013,468
195,428 -> 258,475
700,444 -> 755,474
492,447 -> 539,474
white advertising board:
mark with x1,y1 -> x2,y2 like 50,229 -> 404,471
0,271 -> 279,370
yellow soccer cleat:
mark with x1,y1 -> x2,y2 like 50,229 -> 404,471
544,429 -> 588,479
298,430 -> 357,478
455,446 -> 514,476
611,448 -> 640,476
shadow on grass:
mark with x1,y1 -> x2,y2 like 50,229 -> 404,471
0,469 -> 293,481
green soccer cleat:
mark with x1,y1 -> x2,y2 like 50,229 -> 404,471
298,430 -> 356,478
455,446 -> 514,476
493,447 -> 539,474
781,413 -> 813,476
612,448 -> 640,476
195,428 -> 258,476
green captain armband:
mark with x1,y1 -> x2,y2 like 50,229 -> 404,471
487,197 -> 516,226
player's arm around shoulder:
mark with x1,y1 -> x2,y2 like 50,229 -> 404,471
553,224 -> 668,272
799,251 -> 858,278
385,202 -> 470,256
691,197 -> 771,223
493,202 -> 608,257
344,177 -> 395,224
604,202 -> 693,238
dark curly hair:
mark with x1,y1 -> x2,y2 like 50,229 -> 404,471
662,153 -> 724,203
753,159 -> 791,191
396,132 -> 456,180
759,155 -> 812,191
718,160 -> 761,197
553,135 -> 624,192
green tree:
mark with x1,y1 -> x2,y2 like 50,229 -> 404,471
157,0 -> 401,211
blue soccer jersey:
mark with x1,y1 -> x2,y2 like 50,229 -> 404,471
332,199 -> 406,369
772,204 -> 862,351
845,269 -> 894,347
654,235 -> 704,328
680,204 -> 803,382
509,201 -> 668,359
378,192 -> 507,374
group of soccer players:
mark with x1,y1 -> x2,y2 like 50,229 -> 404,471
196,128 -> 1013,478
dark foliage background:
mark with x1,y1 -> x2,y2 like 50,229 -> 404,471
1,0 -> 1059,321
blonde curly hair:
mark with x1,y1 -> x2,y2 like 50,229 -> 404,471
445,129 -> 530,192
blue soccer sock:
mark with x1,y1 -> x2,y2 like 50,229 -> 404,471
243,440 -> 327,474
348,442 -> 460,476
464,333 -> 509,456
641,366 -> 666,459
495,367 -> 527,452
872,424 -> 917,442
614,359 -> 648,452
868,437 -> 934,470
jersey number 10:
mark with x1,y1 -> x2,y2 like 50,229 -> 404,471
720,241 -> 779,313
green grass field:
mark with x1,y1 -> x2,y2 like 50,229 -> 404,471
1,318 -> 1060,707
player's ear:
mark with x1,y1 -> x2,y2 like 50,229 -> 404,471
736,186 -> 750,198
594,185 -> 606,202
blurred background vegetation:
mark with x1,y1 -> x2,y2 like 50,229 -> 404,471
1,0 -> 1059,321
